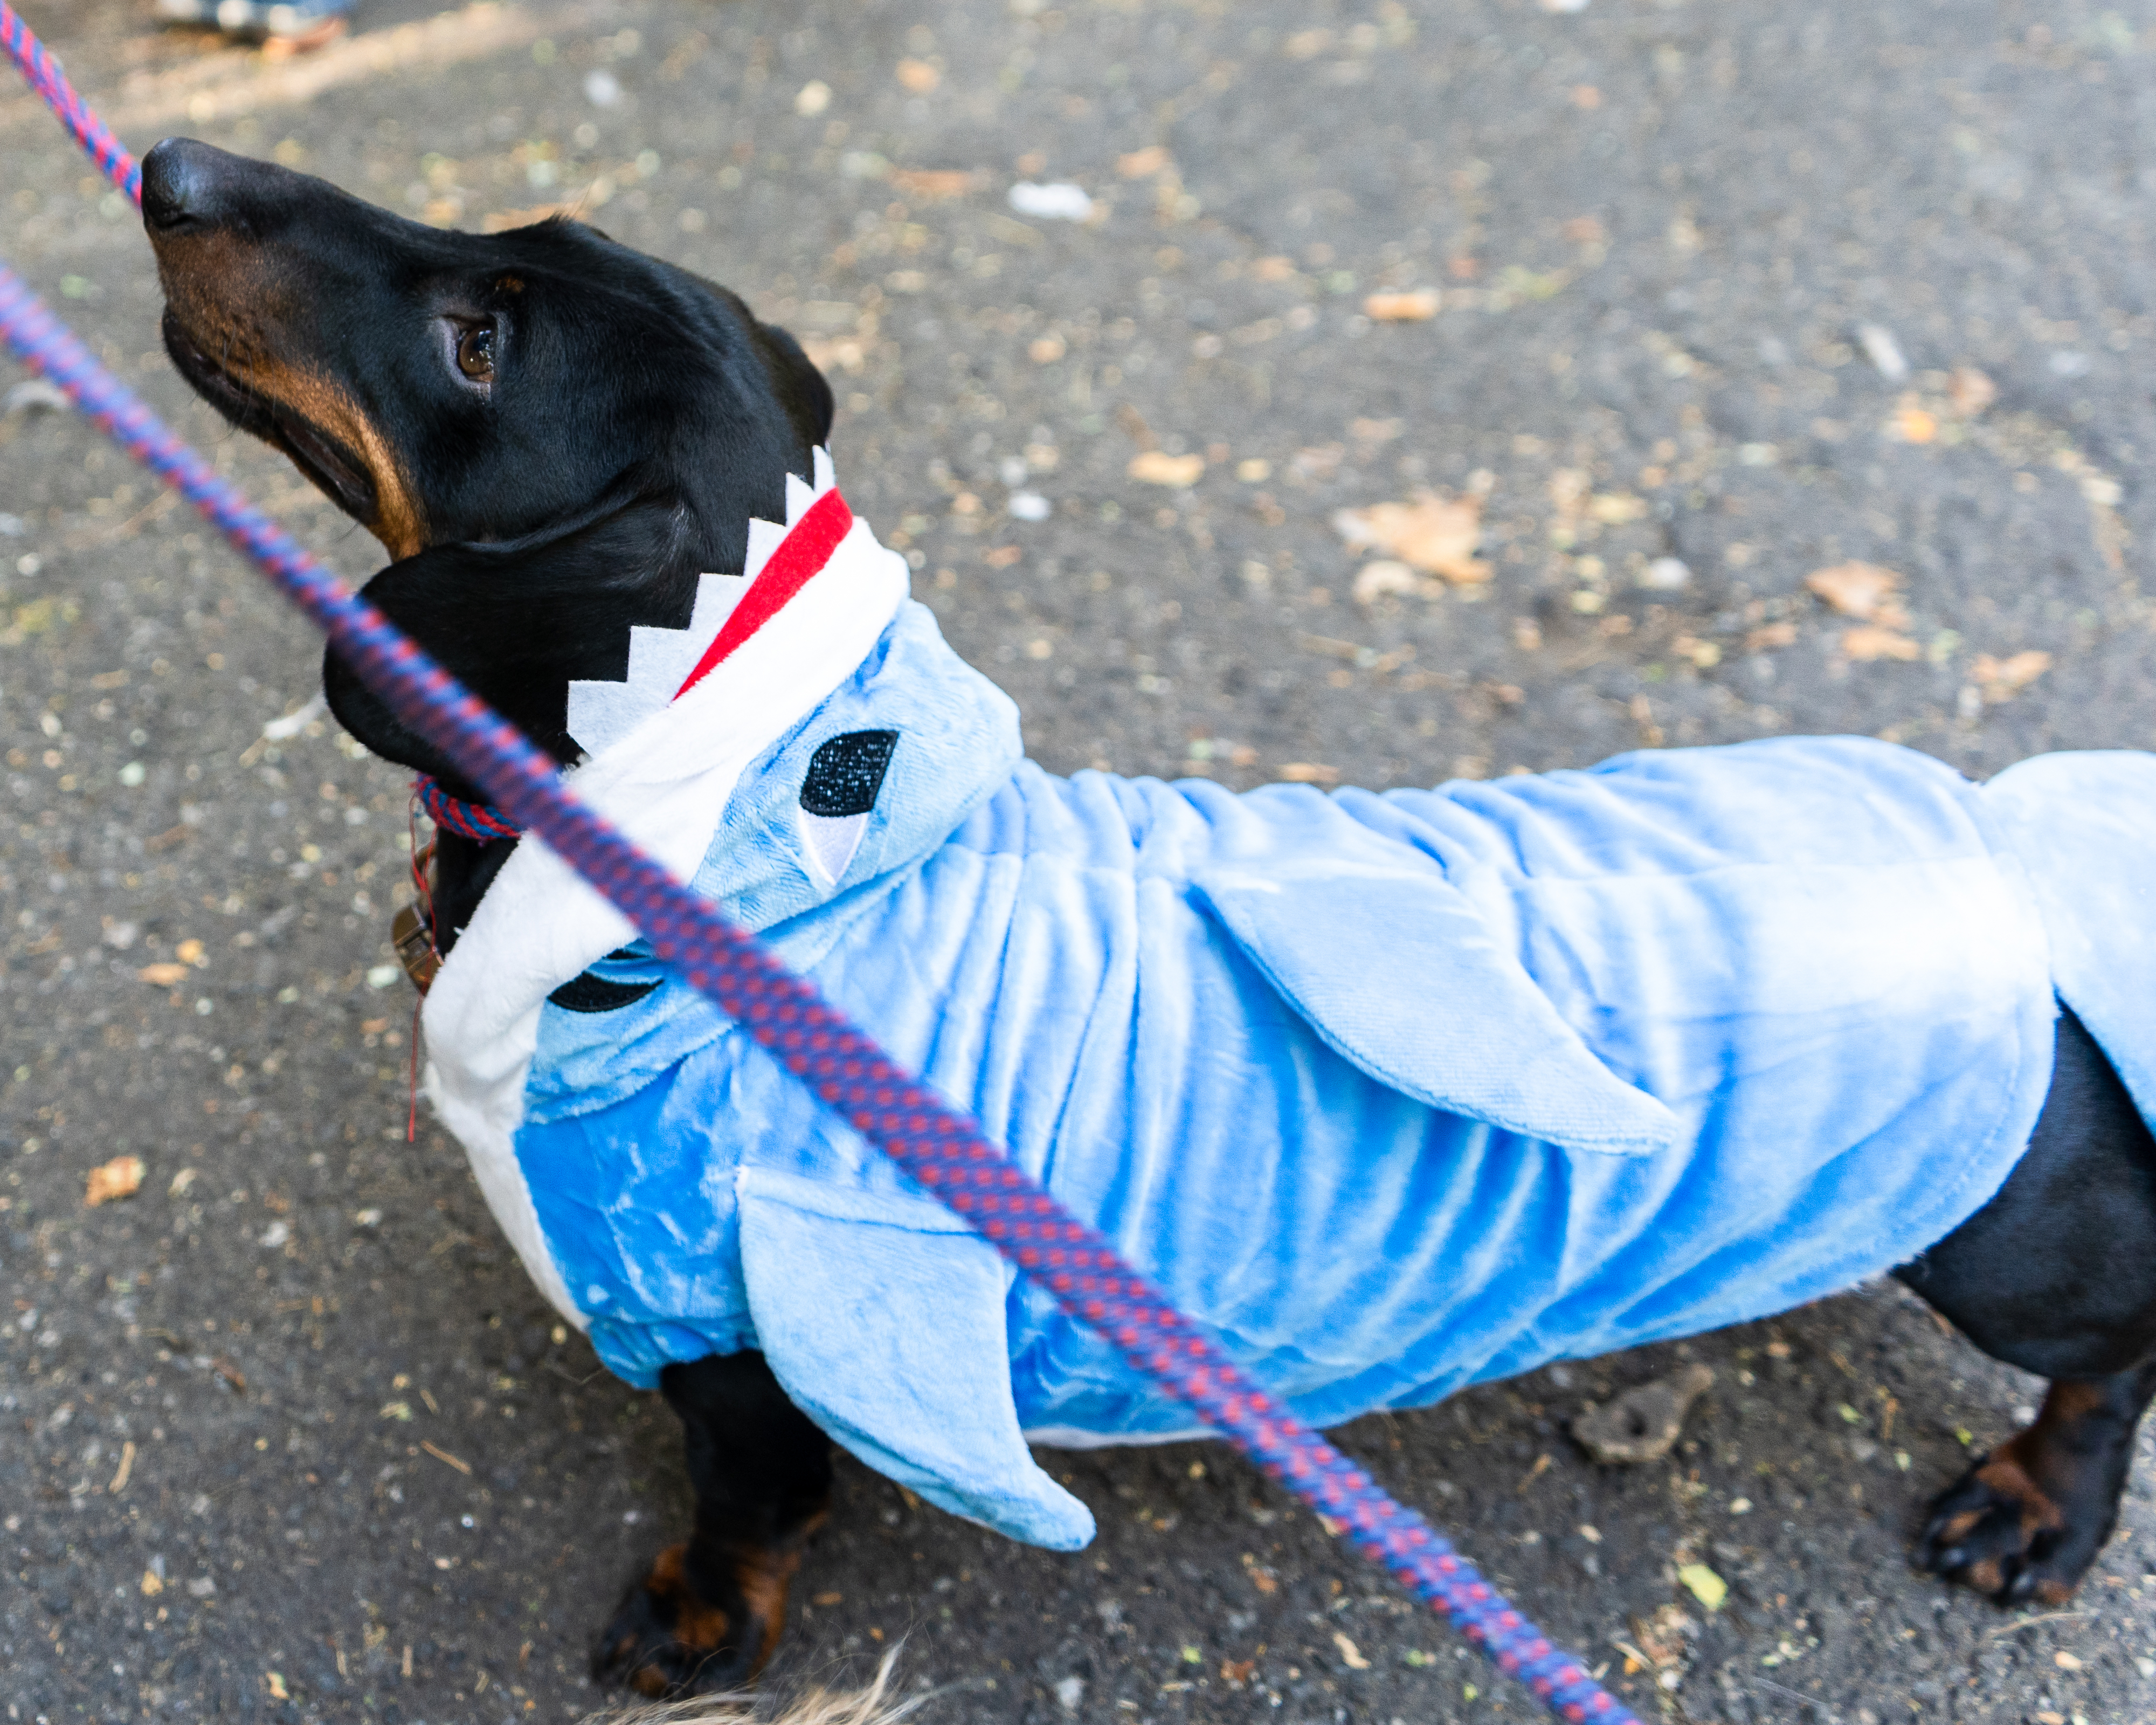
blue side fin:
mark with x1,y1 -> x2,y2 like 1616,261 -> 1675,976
736,1165 -> 1097,1550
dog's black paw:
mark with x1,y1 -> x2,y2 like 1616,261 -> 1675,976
1914,1449 -> 2090,1606
591,1543 -> 769,1698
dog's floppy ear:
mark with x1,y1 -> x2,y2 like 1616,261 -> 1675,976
323,495 -> 700,786
756,322 -> 834,452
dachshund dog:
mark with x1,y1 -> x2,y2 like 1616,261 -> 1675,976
140,137 -> 2156,1700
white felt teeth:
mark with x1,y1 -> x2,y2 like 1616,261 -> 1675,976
564,450 -> 838,760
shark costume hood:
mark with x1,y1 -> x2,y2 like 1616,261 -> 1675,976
420,454 -> 2156,1552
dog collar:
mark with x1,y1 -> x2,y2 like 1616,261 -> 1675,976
415,774 -> 522,841
409,454 -> 856,846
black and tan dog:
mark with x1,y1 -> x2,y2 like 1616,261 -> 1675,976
141,137 -> 2156,1698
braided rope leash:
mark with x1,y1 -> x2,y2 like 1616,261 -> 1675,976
0,13 -> 1639,1721
0,3 -> 140,202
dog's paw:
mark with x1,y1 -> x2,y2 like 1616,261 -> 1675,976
592,1540 -> 800,1698
592,1543 -> 765,1697
1914,1450 -> 2090,1606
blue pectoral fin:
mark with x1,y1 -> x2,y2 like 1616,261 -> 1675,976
735,1165 -> 1097,1551
1191,862 -> 1679,1155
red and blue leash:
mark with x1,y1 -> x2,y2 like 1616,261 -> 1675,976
0,9 -> 1637,1718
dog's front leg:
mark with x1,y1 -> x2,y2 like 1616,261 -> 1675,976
1915,1358 -> 2156,1604
594,1350 -> 832,1698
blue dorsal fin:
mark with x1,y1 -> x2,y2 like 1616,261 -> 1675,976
1191,861 -> 1680,1155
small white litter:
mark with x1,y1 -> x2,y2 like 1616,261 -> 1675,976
1008,181 -> 1093,221
261,691 -> 327,741
4,379 -> 71,415
1856,324 -> 1909,383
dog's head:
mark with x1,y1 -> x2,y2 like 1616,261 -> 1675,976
141,137 -> 833,785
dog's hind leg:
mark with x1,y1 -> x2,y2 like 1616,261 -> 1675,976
1895,1004 -> 2156,1604
593,1351 -> 832,1698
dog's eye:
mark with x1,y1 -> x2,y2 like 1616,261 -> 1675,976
455,323 -> 496,383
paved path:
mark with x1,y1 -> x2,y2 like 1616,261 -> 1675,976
6,1 -> 2156,1720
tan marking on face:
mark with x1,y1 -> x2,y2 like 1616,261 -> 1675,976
150,227 -> 428,557
251,360 -> 429,557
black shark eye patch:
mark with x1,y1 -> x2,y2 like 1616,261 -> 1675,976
800,729 -> 899,818
549,947 -> 659,1013
549,973 -> 661,1013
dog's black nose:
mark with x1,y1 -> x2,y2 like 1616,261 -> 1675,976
141,137 -> 237,234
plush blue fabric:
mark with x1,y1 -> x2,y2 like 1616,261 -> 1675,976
508,599 -> 2138,1550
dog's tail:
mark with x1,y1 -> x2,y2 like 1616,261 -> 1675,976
580,1652 -> 927,1725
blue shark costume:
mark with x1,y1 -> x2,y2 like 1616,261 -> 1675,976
420,456 -> 2156,1551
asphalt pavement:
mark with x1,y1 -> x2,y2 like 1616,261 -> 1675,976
7,0 -> 2156,1721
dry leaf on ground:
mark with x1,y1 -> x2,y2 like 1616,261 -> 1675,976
1677,1563 -> 1727,1612
1806,562 -> 1910,629
1363,289 -> 1439,322
889,169 -> 975,201
1333,493 -> 1490,583
1116,146 -> 1171,179
895,58 -> 941,93
1629,1603 -> 1694,1669
1892,404 -> 1938,445
138,961 -> 189,986
86,1154 -> 146,1208
801,337 -> 867,374
1587,492 -> 1648,525
1128,451 -> 1204,487
1351,560 -> 1425,603
1948,365 -> 1998,417
1842,624 -> 1922,662
1972,650 -> 2053,702
1277,763 -> 1339,785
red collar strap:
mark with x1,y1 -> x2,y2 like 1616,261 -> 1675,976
415,774 -> 522,843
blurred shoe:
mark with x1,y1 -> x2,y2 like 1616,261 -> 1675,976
153,0 -> 354,44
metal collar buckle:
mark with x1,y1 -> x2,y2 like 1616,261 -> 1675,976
392,839 -> 439,996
